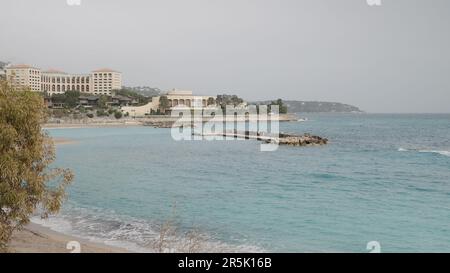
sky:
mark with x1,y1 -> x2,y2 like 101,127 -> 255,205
1,0 -> 449,113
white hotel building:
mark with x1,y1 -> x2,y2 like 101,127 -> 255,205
6,65 -> 122,96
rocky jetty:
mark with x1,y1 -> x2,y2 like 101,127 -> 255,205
273,133 -> 328,146
142,121 -> 175,128
199,130 -> 328,147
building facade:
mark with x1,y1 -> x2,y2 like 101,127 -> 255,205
5,64 -> 122,95
41,70 -> 91,94
92,68 -> 122,95
121,89 -> 215,117
6,64 -> 42,92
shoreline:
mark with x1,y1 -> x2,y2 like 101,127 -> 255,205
43,120 -> 142,129
42,114 -> 299,129
8,222 -> 129,253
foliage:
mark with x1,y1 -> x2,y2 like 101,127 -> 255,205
64,91 -> 81,108
216,94 -> 244,110
271,98 -> 288,114
0,80 -> 73,251
50,90 -> 81,109
114,88 -> 151,105
96,109 -> 108,117
114,111 -> 123,119
158,96 -> 169,114
97,95 -> 109,109
207,97 -> 215,106
119,86 -> 161,98
51,108 -> 70,119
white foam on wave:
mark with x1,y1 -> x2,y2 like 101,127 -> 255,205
31,205 -> 265,253
418,150 -> 450,157
397,148 -> 450,157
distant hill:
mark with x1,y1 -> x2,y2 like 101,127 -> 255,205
284,101 -> 363,113
253,100 -> 363,113
0,61 -> 9,69
122,86 -> 161,97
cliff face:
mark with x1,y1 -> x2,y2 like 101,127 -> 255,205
283,101 -> 362,113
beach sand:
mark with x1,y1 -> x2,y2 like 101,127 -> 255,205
8,222 -> 128,253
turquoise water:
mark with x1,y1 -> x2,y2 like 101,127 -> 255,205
36,114 -> 450,252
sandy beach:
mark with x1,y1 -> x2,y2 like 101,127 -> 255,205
8,222 -> 128,253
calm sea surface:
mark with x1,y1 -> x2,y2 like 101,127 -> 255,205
34,114 -> 450,252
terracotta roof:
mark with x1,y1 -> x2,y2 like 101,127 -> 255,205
92,68 -> 120,73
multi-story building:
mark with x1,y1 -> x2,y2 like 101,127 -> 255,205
41,69 -> 91,94
92,68 -> 122,95
5,64 -> 122,95
6,64 -> 41,92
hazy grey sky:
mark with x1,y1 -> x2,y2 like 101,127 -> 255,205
2,0 -> 450,113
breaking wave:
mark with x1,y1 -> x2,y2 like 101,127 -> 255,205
31,204 -> 264,253
398,148 -> 450,157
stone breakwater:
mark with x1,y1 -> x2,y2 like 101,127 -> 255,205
142,121 -> 175,128
273,133 -> 328,146
195,131 -> 328,147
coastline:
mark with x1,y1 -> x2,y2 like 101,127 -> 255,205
8,222 -> 129,253
42,114 -> 299,129
43,120 -> 142,129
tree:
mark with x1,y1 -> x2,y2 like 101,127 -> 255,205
50,91 -> 80,109
64,90 -> 81,108
0,81 -> 73,251
159,95 -> 169,114
114,88 -> 151,105
97,95 -> 109,109
114,111 -> 123,119
51,93 -> 66,104
207,97 -> 215,106
270,99 -> 288,114
216,94 -> 244,110
96,109 -> 108,117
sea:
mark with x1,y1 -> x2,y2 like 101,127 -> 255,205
33,113 -> 450,253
